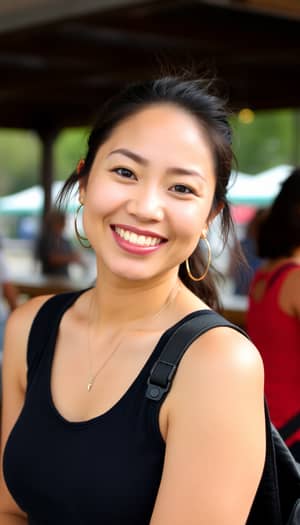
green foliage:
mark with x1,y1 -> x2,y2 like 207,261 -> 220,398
0,110 -> 299,196
0,129 -> 40,195
0,127 -> 89,196
54,128 -> 89,181
231,109 -> 297,173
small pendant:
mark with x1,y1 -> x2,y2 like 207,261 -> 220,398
87,380 -> 93,392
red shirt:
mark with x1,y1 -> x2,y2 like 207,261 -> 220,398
247,263 -> 300,448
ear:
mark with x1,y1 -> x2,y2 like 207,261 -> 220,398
78,179 -> 86,205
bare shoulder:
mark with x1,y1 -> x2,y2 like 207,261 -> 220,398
180,323 -> 262,375
3,295 -> 54,390
167,324 -> 264,413
173,287 -> 263,383
5,294 -> 53,341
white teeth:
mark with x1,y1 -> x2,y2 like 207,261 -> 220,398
114,227 -> 162,247
130,233 -> 138,244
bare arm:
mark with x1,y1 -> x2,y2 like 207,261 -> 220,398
150,327 -> 265,525
0,296 -> 51,523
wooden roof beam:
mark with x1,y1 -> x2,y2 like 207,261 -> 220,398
201,0 -> 300,20
0,0 -> 151,33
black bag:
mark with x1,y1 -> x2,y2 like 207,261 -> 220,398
145,310 -> 300,524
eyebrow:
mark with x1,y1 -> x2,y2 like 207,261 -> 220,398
108,148 -> 148,166
107,148 -> 205,180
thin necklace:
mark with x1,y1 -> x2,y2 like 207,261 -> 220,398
86,284 -> 180,392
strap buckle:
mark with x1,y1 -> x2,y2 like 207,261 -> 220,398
145,360 -> 177,401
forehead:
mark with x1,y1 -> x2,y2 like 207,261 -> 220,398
98,103 -> 215,166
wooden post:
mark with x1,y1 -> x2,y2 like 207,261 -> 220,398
37,128 -> 58,221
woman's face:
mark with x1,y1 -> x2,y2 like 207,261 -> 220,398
80,103 -> 218,282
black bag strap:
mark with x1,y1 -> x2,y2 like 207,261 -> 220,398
145,310 -> 284,524
146,309 -> 246,401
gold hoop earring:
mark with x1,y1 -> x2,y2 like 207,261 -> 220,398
74,204 -> 91,248
185,236 -> 211,282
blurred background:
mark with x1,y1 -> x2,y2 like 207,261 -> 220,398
0,0 -> 299,325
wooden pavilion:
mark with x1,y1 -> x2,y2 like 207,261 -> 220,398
0,0 -> 300,215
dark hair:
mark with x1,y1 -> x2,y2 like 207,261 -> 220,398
59,76 -> 236,309
257,168 -> 300,259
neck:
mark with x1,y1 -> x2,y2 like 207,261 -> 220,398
89,271 -> 181,328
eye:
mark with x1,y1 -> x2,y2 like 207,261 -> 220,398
113,167 -> 136,179
171,184 -> 195,195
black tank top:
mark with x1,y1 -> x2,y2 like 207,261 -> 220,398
3,291 -> 207,525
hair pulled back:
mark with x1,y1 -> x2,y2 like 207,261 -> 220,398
257,168 -> 300,259
59,76 -> 235,310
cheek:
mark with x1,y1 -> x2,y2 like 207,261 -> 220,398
84,179 -> 124,217
173,200 -> 212,238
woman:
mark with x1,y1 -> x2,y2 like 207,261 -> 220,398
0,77 -> 265,524
247,168 -> 300,461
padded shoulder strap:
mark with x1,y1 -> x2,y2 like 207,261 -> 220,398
27,290 -> 84,381
146,310 -> 246,401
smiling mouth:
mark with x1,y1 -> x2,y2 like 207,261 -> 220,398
113,226 -> 165,247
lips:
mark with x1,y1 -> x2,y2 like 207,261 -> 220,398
111,224 -> 167,248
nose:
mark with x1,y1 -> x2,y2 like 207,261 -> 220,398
126,186 -> 164,222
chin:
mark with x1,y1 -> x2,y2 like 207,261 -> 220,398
113,270 -> 150,282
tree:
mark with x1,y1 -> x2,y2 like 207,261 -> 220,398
231,109 -> 294,173
0,109 -> 298,196
54,128 -> 88,181
0,129 -> 40,194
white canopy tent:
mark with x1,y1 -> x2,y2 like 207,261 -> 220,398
0,181 -> 78,216
227,165 -> 292,206
0,165 -> 293,216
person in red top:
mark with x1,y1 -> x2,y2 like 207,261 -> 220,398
247,168 -> 300,461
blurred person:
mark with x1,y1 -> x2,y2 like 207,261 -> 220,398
247,168 -> 300,461
35,209 -> 83,277
0,76 -> 265,524
230,209 -> 266,296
